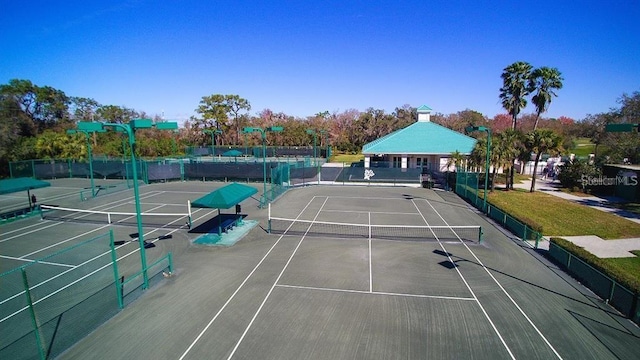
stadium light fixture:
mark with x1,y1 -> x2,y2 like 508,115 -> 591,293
203,129 -> 223,156
68,124 -> 105,198
73,119 -> 178,289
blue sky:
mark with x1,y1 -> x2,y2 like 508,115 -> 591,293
2,1 -> 639,123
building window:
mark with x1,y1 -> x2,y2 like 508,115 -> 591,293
393,156 -> 401,168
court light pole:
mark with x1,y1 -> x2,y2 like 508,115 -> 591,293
243,126 -> 283,207
78,119 -> 178,289
203,129 -> 222,157
306,129 -> 317,164
319,129 -> 329,159
67,127 -> 104,198
466,125 -> 491,212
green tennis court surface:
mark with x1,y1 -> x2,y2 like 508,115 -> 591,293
2,182 -> 639,359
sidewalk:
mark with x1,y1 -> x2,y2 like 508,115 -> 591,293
513,177 -> 640,258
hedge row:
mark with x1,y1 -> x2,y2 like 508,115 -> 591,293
550,237 -> 640,295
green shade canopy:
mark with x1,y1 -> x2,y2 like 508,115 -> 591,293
0,177 -> 51,195
191,183 -> 258,209
222,149 -> 243,157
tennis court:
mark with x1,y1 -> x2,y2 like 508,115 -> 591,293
3,183 -> 639,359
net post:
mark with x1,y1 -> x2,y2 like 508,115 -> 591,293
187,200 -> 192,228
479,227 -> 483,244
168,252 -> 174,273
267,202 -> 271,233
107,213 -> 112,224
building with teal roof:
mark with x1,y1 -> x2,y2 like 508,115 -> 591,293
362,105 -> 476,172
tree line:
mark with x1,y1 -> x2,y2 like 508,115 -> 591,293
1,74 -> 638,185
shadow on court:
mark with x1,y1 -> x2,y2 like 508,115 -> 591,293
188,214 -> 247,234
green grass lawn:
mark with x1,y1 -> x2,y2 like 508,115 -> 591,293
330,153 -> 364,164
488,189 -> 640,293
571,137 -> 596,157
606,251 -> 640,289
487,189 -> 640,239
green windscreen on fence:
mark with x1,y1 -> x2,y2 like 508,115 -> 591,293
455,171 -> 542,247
0,230 -> 173,359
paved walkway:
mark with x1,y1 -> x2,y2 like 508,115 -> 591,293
514,178 -> 640,258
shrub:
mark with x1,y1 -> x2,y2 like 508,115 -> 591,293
558,158 -> 600,191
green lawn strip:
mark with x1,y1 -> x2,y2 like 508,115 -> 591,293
330,153 -> 364,164
551,238 -> 640,295
605,251 -> 640,293
571,137 -> 596,157
487,190 -> 640,239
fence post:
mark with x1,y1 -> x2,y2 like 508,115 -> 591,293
109,229 -> 124,309
609,281 -> 617,304
21,268 -> 46,360
631,293 -> 639,323
167,252 -> 174,274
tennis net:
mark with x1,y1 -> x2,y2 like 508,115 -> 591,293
268,217 -> 482,243
40,205 -> 192,229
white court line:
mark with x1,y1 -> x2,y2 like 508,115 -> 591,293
134,202 -> 191,207
321,195 -> 416,200
178,196 -> 323,360
6,192 -> 165,259
0,191 -> 163,240
275,284 -> 476,301
0,255 -> 76,268
225,197 -> 330,360
324,209 -> 420,216
423,199 -> 563,359
0,201 -> 201,323
411,199 -> 516,360
368,211 -> 373,292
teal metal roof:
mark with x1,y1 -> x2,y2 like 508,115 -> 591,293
417,105 -> 432,111
191,183 -> 258,209
362,121 -> 476,155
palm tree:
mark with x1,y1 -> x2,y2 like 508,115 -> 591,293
495,129 -> 525,190
499,61 -> 533,131
469,140 -> 486,173
489,133 -> 512,191
499,61 -> 533,189
525,129 -> 563,192
528,67 -> 564,130
445,150 -> 464,171
445,150 -> 465,190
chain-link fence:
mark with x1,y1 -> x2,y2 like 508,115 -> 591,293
455,171 -> 542,247
0,230 -> 173,359
548,241 -> 639,326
